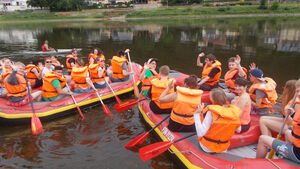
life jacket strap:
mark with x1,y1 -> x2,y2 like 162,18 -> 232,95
173,111 -> 194,118
75,82 -> 87,85
292,130 -> 300,139
203,136 -> 229,144
9,89 -> 26,94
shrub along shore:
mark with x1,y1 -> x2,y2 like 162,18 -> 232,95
1,4 -> 300,22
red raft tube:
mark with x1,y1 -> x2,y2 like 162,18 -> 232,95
136,71 -> 300,169
0,63 -> 142,125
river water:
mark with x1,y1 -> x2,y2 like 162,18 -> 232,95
0,17 -> 299,168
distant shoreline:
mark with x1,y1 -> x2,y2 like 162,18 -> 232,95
0,13 -> 300,24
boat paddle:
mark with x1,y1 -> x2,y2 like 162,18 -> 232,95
63,76 -> 85,120
124,115 -> 170,149
91,84 -> 113,117
25,75 -> 43,136
126,50 -> 139,98
268,95 -> 297,159
139,133 -> 196,161
105,78 -> 123,104
115,98 -> 148,112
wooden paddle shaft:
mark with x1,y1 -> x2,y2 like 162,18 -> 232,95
24,75 -> 36,114
105,79 -> 117,96
126,52 -> 137,86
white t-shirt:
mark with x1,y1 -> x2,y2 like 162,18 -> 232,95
42,67 -> 53,78
95,67 -> 105,85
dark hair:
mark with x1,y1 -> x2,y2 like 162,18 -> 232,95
235,78 -> 249,86
76,58 -> 85,66
98,49 -> 103,55
184,75 -> 198,89
118,50 -> 125,57
32,57 -> 41,66
54,66 -> 63,70
228,57 -> 235,63
206,54 -> 216,62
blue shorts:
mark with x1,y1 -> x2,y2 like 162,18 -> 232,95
109,74 -> 129,82
93,83 -> 106,89
272,139 -> 300,163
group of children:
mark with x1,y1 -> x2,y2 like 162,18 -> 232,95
139,53 -> 300,163
0,47 -> 133,107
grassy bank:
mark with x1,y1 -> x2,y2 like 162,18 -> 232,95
0,8 -> 130,21
1,4 -> 300,21
127,4 -> 300,18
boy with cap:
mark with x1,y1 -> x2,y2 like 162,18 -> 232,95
249,65 -> 278,115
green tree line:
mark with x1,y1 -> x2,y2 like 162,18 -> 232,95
27,0 -> 85,11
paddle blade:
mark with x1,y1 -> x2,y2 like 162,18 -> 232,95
103,104 -> 113,118
31,113 -> 43,136
139,141 -> 173,161
115,96 -> 122,104
114,100 -> 139,112
124,132 -> 149,149
76,106 -> 85,120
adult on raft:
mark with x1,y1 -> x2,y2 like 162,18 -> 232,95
139,58 -> 158,98
197,52 -> 222,91
109,49 -> 134,82
194,88 -> 241,153
42,66 -> 73,101
249,65 -> 278,115
231,78 -> 251,133
158,75 -> 203,132
256,79 -> 300,163
41,40 -> 54,52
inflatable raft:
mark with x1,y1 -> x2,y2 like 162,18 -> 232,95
23,48 -> 82,55
137,71 -> 300,169
0,63 -> 142,125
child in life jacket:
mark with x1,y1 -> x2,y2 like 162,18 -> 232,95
224,55 -> 247,101
109,49 -> 134,82
42,66 -> 73,101
139,58 -> 158,98
66,49 -> 78,75
197,53 -> 222,91
0,58 -> 12,98
259,80 -> 296,137
159,75 -> 203,132
148,65 -> 175,114
88,48 -> 105,65
4,62 -> 42,107
249,66 -> 278,115
71,58 -> 96,93
256,79 -> 300,164
26,58 -> 43,89
88,56 -> 107,89
194,88 -> 241,153
231,78 -> 251,133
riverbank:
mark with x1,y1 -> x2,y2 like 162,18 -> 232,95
1,4 -> 300,22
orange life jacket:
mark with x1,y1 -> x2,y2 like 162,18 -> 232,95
235,96 -> 251,125
111,56 -> 129,79
224,67 -> 247,93
51,60 -> 62,67
292,108 -> 300,148
202,60 -> 222,86
249,77 -> 278,109
150,77 -> 175,109
88,63 -> 106,83
88,53 -> 105,64
66,54 -> 78,73
4,73 -> 27,97
141,68 -> 158,91
0,66 -> 12,87
71,66 -> 89,88
170,86 -> 203,125
25,64 -> 41,83
42,72 -> 67,98
198,105 -> 241,153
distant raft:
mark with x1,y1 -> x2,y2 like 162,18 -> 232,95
23,48 -> 82,55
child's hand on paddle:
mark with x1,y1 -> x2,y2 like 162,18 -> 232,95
196,103 -> 205,114
125,49 -> 130,53
167,80 -> 174,89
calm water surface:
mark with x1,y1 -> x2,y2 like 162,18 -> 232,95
0,17 -> 299,168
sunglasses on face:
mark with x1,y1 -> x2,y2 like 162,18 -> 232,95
46,61 -> 52,63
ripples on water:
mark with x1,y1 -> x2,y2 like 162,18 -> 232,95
0,17 -> 299,168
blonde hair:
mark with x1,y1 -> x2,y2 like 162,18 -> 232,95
159,65 -> 170,76
14,62 -> 25,69
210,88 -> 227,105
